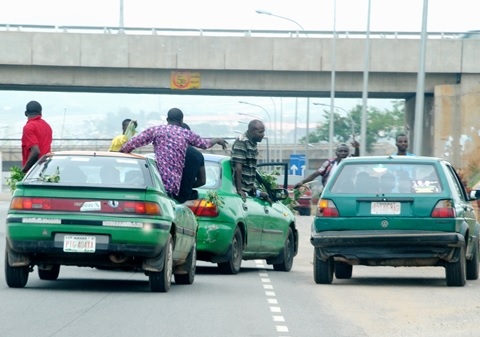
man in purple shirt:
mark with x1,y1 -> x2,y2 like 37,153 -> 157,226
120,108 -> 228,201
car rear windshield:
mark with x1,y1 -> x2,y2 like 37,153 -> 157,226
24,155 -> 152,187
204,161 -> 221,189
330,163 -> 442,194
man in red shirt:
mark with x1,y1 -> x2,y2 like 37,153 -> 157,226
21,101 -> 53,173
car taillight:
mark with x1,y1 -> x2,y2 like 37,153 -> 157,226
316,199 -> 339,217
431,200 -> 455,218
124,201 -> 162,215
186,199 -> 219,217
10,197 -> 162,215
10,197 -> 52,210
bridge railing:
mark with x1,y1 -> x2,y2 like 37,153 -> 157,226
0,23 -> 464,39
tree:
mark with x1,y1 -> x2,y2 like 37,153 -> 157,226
299,102 -> 405,153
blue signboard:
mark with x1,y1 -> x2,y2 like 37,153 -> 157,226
289,154 -> 305,176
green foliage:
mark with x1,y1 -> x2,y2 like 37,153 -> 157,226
41,167 -> 61,183
258,168 -> 305,213
299,101 -> 405,153
6,166 -> 61,194
6,166 -> 25,193
206,190 -> 225,208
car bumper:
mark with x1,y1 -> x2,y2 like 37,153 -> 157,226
311,230 -> 465,263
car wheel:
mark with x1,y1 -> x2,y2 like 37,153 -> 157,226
466,240 -> 479,280
38,265 -> 60,281
218,227 -> 243,275
174,243 -> 196,285
445,246 -> 466,287
273,228 -> 295,272
313,249 -> 334,284
4,246 -> 29,288
149,235 -> 173,292
334,262 -> 352,279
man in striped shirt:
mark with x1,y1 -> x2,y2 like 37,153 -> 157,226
231,119 -> 268,202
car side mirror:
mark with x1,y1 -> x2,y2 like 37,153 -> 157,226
273,188 -> 289,201
469,190 -> 480,200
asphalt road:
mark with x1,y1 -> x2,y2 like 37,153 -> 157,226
1,200 -> 480,337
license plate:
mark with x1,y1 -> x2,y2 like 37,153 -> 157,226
371,202 -> 401,215
63,235 -> 96,253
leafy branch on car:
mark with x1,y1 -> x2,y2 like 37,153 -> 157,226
206,190 -> 225,208
259,169 -> 308,213
6,167 -> 25,193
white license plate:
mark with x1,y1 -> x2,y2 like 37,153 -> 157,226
371,202 -> 401,215
63,235 -> 96,253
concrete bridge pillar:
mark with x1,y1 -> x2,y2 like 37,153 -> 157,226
404,94 -> 434,157
432,76 -> 480,185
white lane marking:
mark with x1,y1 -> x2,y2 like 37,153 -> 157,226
256,260 -> 291,337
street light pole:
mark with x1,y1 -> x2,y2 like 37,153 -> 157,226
313,102 -> 356,139
328,0 -> 337,158
305,98 -> 310,176
413,0 -> 429,155
255,10 -> 308,37
255,9 -> 308,166
269,97 -> 277,162
360,0 -> 371,156
119,0 -> 125,34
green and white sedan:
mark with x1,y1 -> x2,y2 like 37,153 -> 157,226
5,151 -> 198,292
185,154 -> 298,274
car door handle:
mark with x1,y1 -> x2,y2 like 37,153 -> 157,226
243,204 -> 248,211
264,206 -> 269,214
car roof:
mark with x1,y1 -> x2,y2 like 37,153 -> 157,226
341,155 -> 446,164
203,153 -> 230,163
49,151 -> 147,159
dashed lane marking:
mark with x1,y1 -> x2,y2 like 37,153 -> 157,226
255,259 -> 291,337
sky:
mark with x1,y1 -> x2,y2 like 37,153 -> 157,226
0,0 -> 478,140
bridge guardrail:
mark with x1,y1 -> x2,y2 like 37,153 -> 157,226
0,23 -> 464,39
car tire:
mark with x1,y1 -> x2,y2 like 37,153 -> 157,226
218,227 -> 243,275
273,228 -> 295,272
445,246 -> 466,287
334,262 -> 352,279
174,243 -> 196,285
313,249 -> 334,284
38,265 -> 60,281
149,235 -> 173,292
4,247 -> 29,288
466,240 -> 479,280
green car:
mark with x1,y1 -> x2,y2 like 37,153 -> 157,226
5,151 -> 198,292
311,155 -> 480,287
185,154 -> 298,274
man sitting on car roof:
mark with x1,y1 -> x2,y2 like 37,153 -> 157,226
120,108 -> 228,202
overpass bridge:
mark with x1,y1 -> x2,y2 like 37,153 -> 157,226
1,25 -> 479,177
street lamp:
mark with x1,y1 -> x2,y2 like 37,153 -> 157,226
313,102 -> 356,139
328,0 -> 338,158
237,112 -> 270,162
255,9 -> 308,168
255,10 -> 308,37
238,101 -> 271,127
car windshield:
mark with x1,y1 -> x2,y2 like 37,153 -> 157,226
25,155 -> 151,187
330,162 -> 442,194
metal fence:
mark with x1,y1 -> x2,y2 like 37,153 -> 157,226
0,23 -> 465,39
